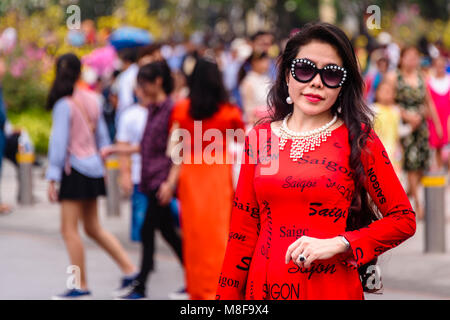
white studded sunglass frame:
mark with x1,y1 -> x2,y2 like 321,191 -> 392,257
290,58 -> 348,88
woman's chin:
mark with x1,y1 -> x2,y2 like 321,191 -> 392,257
294,104 -> 331,117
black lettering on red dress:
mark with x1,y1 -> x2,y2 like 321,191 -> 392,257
236,256 -> 251,271
218,273 -> 240,289
265,283 -> 301,300
228,232 -> 247,243
355,247 -> 364,263
282,176 -> 317,191
233,196 -> 260,219
279,226 -> 309,238
381,150 -> 391,165
366,167 -> 387,204
260,200 -> 273,259
308,202 -> 347,223
287,263 -> 337,280
374,246 -> 384,255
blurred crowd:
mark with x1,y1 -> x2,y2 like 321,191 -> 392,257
0,21 -> 449,299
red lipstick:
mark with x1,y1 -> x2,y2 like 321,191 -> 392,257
303,93 -> 324,103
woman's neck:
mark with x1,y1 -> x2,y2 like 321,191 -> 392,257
401,67 -> 417,77
377,100 -> 394,106
287,108 -> 335,133
251,68 -> 265,76
434,70 -> 446,79
150,91 -> 167,105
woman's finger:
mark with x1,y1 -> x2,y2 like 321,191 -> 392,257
291,242 -> 307,266
303,252 -> 316,269
49,186 -> 57,203
285,240 -> 297,263
285,238 -> 303,264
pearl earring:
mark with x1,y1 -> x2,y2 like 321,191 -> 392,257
286,96 -> 293,104
337,106 -> 342,114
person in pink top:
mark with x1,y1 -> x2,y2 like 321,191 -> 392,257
426,55 -> 450,170
46,53 -> 137,299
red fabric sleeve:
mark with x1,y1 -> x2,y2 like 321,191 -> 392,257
216,129 -> 260,300
340,129 -> 416,268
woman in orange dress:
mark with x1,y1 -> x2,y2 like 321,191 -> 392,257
169,58 -> 245,299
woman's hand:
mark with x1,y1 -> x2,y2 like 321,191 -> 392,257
406,111 -> 422,131
157,181 -> 174,206
100,145 -> 115,160
48,181 -> 58,203
285,236 -> 348,269
119,172 -> 133,197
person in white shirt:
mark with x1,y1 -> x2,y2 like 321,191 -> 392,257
238,51 -> 272,126
115,95 -> 148,242
115,48 -> 139,125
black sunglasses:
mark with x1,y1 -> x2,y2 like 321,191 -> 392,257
290,58 -> 347,88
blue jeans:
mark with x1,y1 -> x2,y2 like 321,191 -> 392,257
131,184 -> 148,242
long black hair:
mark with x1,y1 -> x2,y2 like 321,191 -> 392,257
46,53 -> 81,110
137,60 -> 174,95
266,22 -> 381,291
187,57 -> 228,120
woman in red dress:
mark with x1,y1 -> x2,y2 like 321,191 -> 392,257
216,22 -> 416,300
170,58 -> 245,299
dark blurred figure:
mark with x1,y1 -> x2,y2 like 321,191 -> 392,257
138,43 -> 164,66
102,69 -> 121,142
117,61 -> 184,300
250,30 -> 277,80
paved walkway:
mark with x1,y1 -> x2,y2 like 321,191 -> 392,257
0,159 -> 449,300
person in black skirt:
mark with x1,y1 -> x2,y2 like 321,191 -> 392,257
46,53 -> 137,299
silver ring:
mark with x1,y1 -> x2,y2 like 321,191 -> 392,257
298,254 -> 306,262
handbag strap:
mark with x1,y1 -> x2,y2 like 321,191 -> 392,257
64,97 -> 97,176
70,97 -> 96,133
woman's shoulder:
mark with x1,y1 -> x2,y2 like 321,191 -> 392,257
173,98 -> 190,112
73,86 -> 102,108
171,98 -> 190,120
74,86 -> 100,100
247,120 -> 273,138
217,102 -> 242,115
53,96 -> 71,113
361,123 -> 384,151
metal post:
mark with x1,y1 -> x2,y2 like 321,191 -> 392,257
105,157 -> 121,217
16,152 -> 34,205
422,172 -> 447,253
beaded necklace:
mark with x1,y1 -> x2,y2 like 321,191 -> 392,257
278,113 -> 338,161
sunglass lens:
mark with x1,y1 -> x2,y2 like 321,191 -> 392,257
294,62 -> 316,82
322,68 -> 344,87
